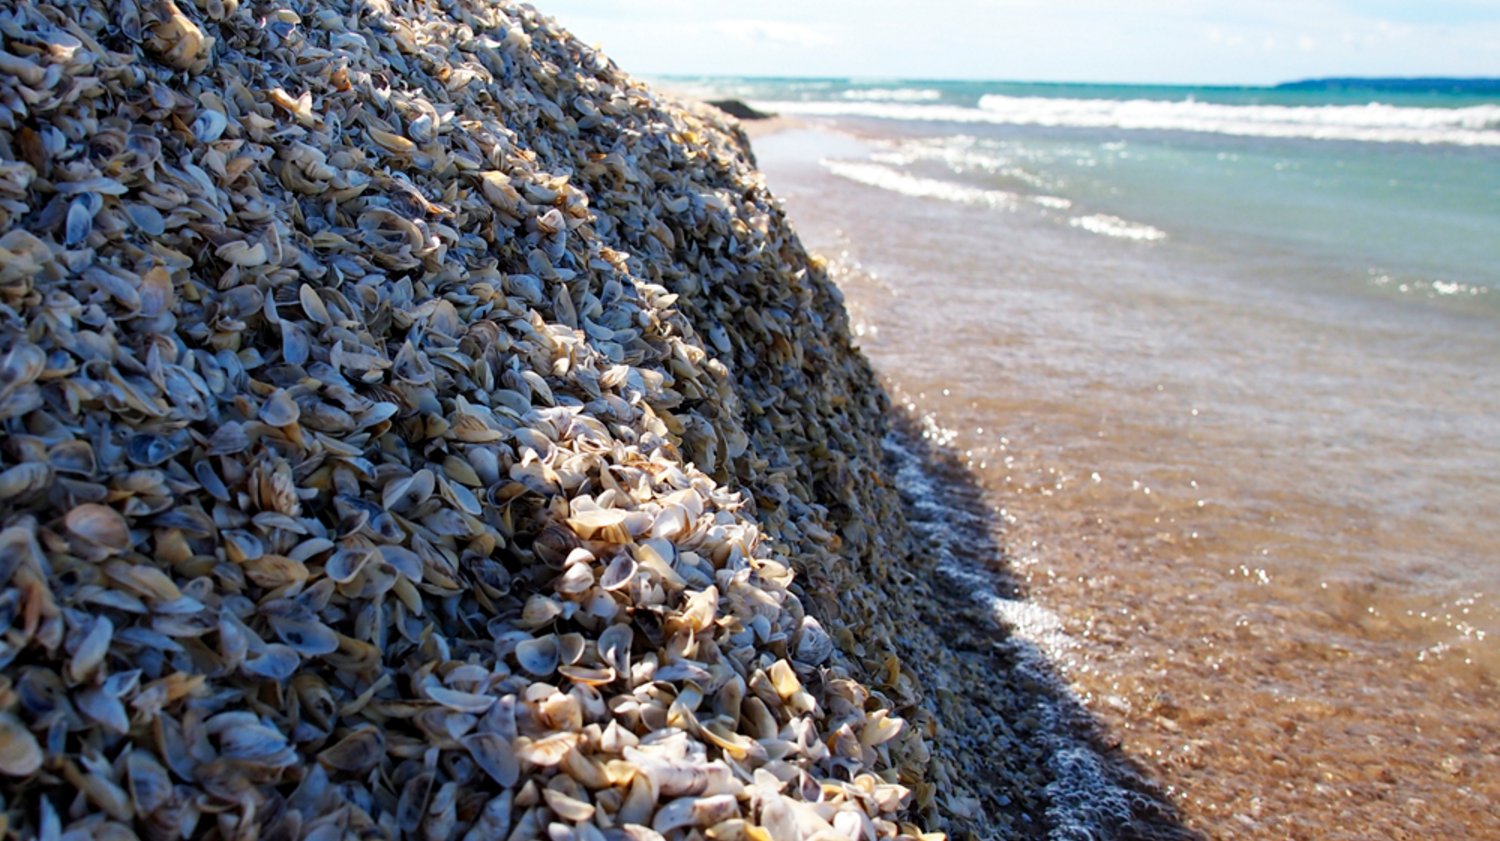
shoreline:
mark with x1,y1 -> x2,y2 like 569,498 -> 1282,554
745,119 -> 1500,839
638,95 -> 1198,836
725,115 -> 1200,837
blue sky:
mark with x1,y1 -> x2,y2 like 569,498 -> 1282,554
539,0 -> 1500,84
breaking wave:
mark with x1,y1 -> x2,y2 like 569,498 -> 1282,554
825,159 -> 1168,242
841,87 -> 944,102
821,159 -> 1020,208
1069,213 -> 1167,241
756,96 -> 1500,146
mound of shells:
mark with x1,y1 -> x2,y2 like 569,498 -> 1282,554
0,0 -> 1019,838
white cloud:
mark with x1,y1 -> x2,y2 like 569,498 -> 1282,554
707,19 -> 836,49
541,0 -> 1500,83
1375,19 -> 1415,39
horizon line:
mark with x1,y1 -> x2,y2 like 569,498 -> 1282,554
643,73 -> 1500,89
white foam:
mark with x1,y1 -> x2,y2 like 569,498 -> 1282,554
978,94 -> 1500,146
754,96 -> 1500,146
821,159 -> 1020,209
1030,195 -> 1075,210
867,150 -> 916,166
881,430 -> 1140,838
841,87 -> 943,102
825,159 -> 1137,235
763,99 -> 1013,125
887,136 -> 1066,193
1069,213 -> 1167,241
989,597 -> 1076,664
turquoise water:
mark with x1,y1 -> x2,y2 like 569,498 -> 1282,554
684,76 -> 1500,109
939,129 -> 1500,292
731,80 -> 1500,835
670,77 -> 1500,298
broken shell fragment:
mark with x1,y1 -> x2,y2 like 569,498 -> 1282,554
65,504 -> 131,554
260,389 -> 301,427
464,733 -> 520,787
319,727 -> 385,773
599,552 -> 637,590
516,732 -> 579,768
558,664 -> 616,687
427,686 -> 497,715
516,635 -> 560,677
144,0 -> 212,73
0,463 -> 51,500
0,714 -> 42,777
216,240 -> 269,267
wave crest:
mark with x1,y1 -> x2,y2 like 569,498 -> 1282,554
977,94 -> 1500,145
820,159 -> 1020,209
757,97 -> 1500,146
841,87 -> 943,102
1069,214 -> 1167,241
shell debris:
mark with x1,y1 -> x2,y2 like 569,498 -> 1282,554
0,0 -> 972,839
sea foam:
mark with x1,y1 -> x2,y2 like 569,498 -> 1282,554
821,159 -> 1020,208
840,87 -> 943,102
759,96 -> 1500,146
825,160 -> 1157,234
1069,213 -> 1167,241
881,430 -> 1141,839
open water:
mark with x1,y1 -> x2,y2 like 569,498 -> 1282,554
677,76 -> 1500,838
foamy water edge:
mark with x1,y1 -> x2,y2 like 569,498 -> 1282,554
822,159 -> 1021,208
883,430 -> 1141,838
1070,214 -> 1168,241
823,159 -> 1165,242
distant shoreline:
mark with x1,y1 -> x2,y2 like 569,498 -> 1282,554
1275,76 -> 1500,95
667,76 -> 1500,148
656,73 -> 1500,94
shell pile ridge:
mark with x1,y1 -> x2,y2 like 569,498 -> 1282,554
0,0 -> 1005,839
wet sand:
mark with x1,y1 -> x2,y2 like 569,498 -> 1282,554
748,123 -> 1500,838
739,115 -> 804,139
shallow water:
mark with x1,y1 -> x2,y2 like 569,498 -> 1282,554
750,123 -> 1500,838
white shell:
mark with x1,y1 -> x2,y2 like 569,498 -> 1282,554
515,635 -> 560,676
